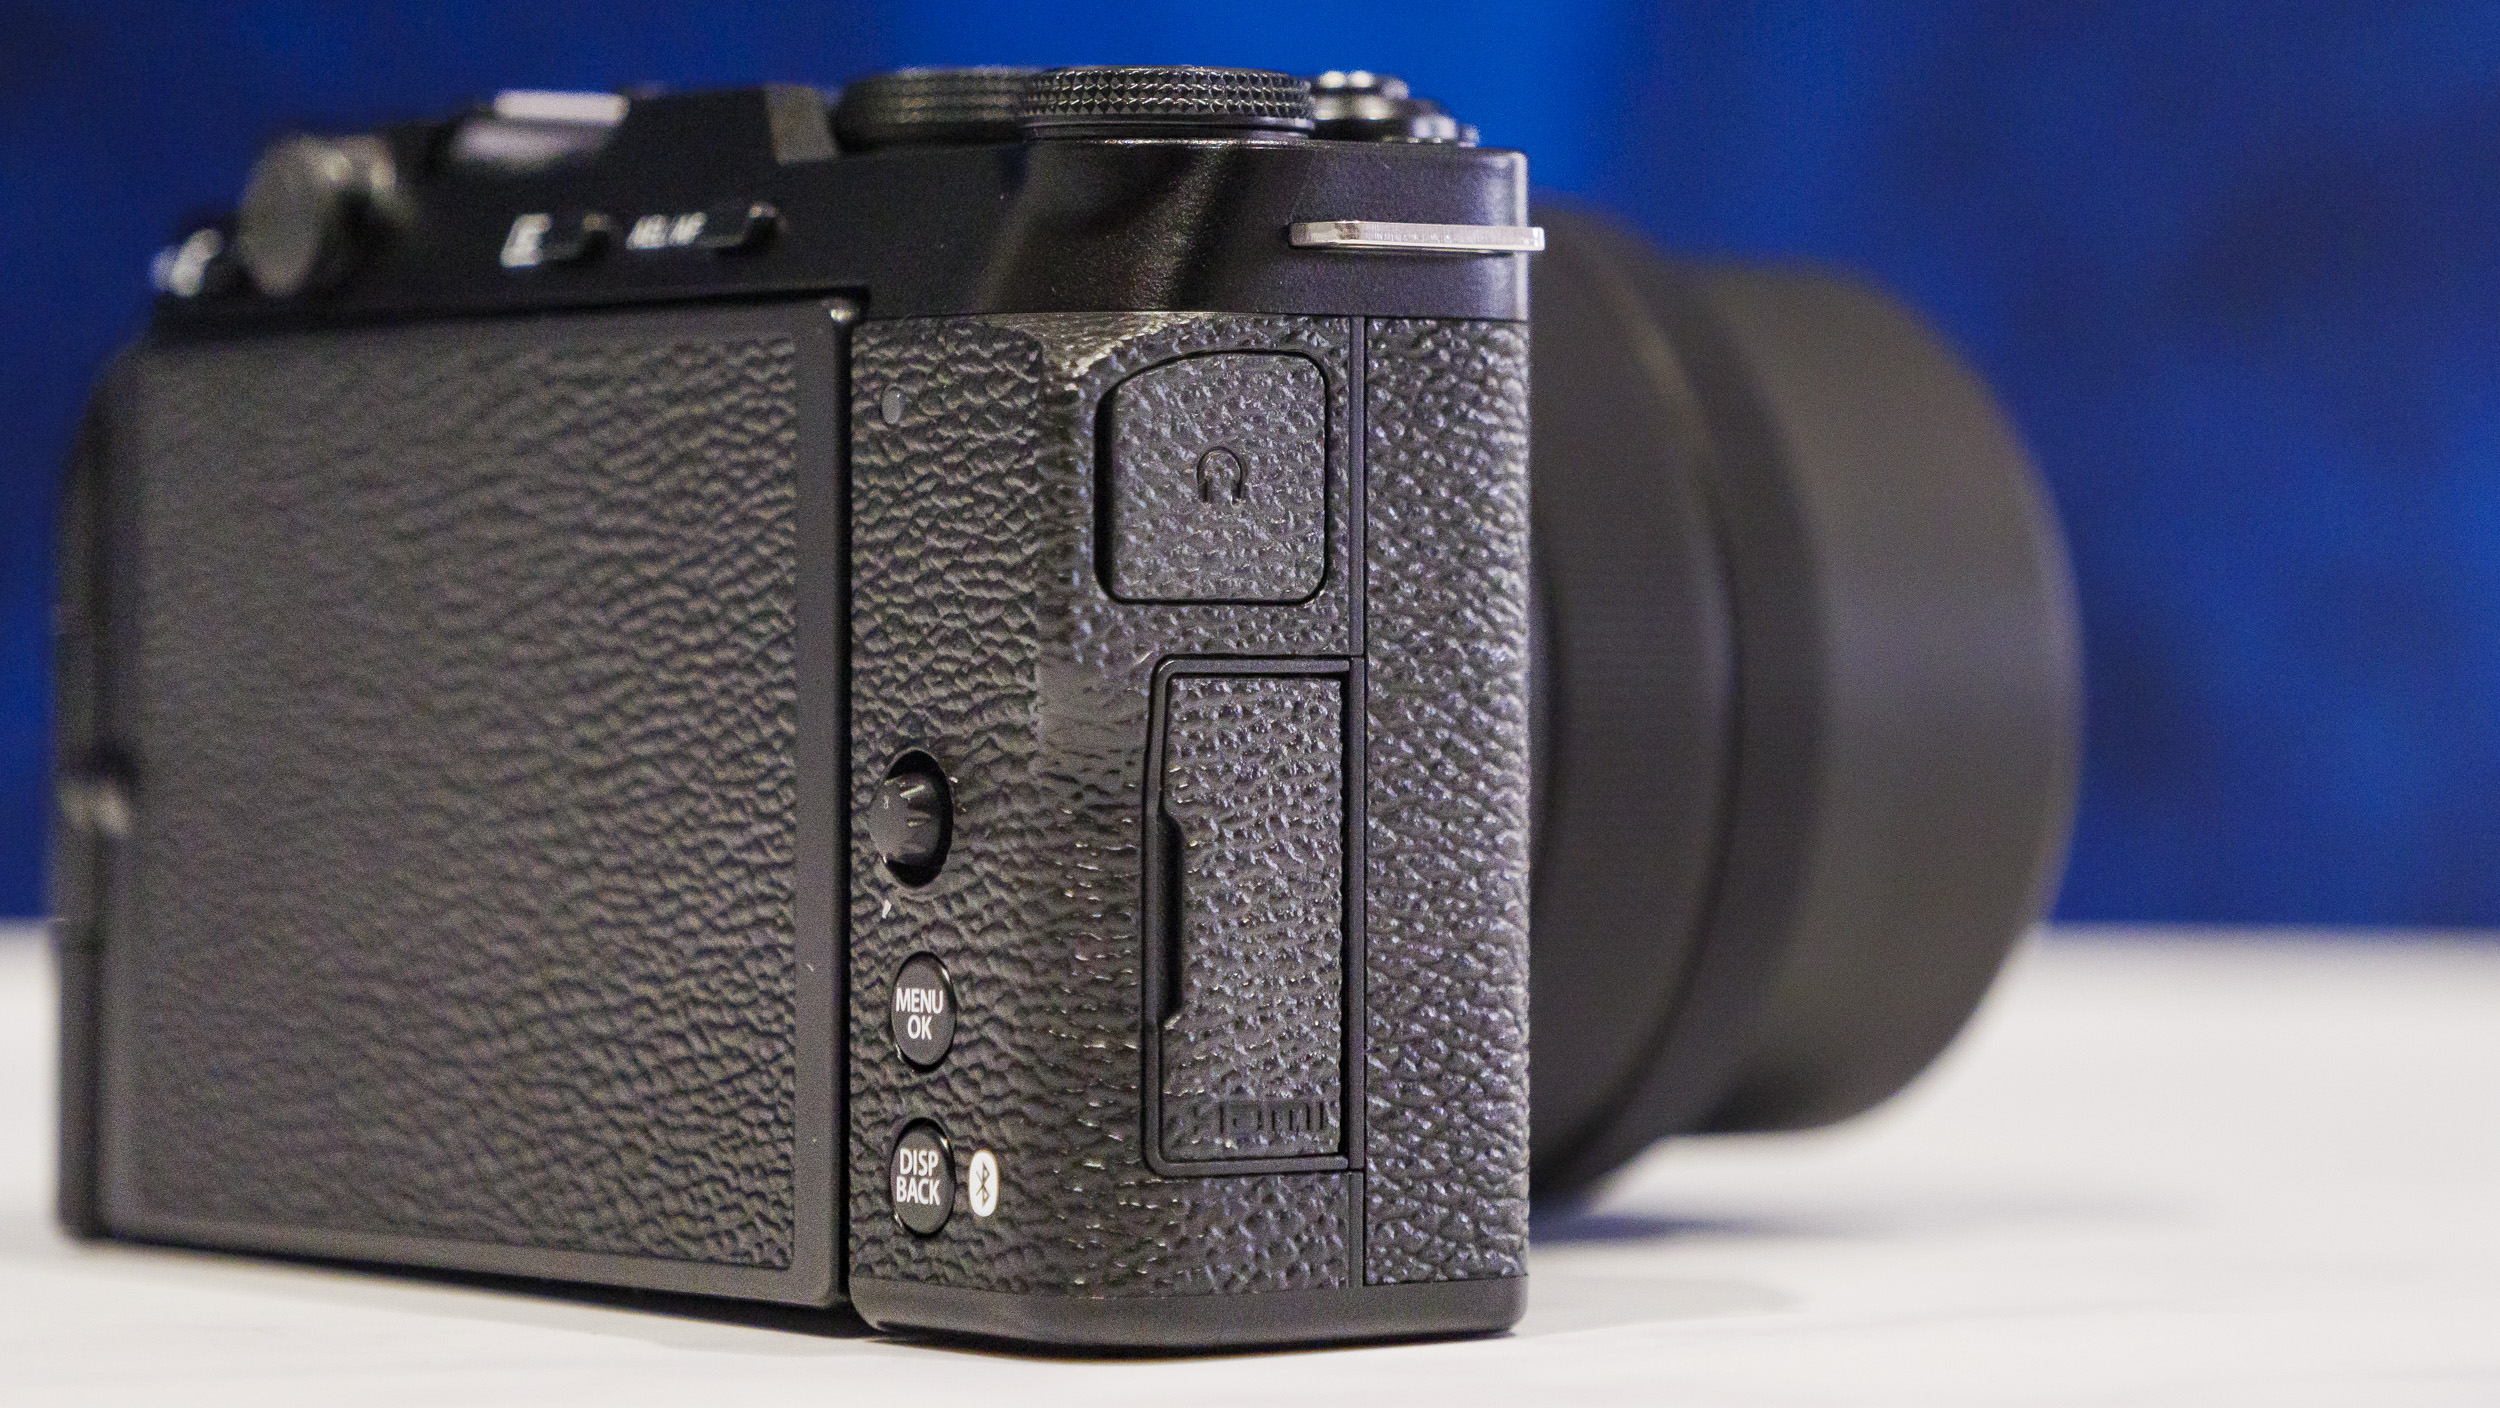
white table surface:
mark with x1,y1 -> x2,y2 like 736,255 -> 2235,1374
1,926 -> 2493,1405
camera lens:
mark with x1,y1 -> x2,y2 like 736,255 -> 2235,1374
1527,206 -> 2082,1200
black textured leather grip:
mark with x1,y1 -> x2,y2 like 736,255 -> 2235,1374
1359,318 -> 1533,1282
81,303 -> 845,1305
846,313 -> 1529,1307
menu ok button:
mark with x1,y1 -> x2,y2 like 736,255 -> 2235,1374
890,953 -> 956,1068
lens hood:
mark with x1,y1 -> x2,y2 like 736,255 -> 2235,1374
1529,205 -> 2082,1198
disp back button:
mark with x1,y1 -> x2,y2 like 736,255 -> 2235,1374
890,1122 -> 955,1235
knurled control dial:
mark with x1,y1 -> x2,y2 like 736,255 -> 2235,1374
234,134 -> 398,296
869,750 -> 953,885
1017,66 -> 1314,140
833,68 -> 1035,151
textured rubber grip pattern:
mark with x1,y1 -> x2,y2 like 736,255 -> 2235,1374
1157,674 -> 1345,1162
105,313 -> 808,1268
847,312 -> 1530,1301
847,313 -> 1362,1297
1104,352 -> 1328,602
1363,319 -> 1534,1283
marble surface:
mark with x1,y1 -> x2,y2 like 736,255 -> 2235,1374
2,927 -> 2493,1405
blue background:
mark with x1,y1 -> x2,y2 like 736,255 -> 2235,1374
4,3 -> 2498,925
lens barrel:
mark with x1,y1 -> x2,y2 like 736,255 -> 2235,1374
1528,206 -> 2082,1199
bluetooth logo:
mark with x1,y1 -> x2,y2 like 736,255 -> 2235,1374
967,1149 -> 1000,1218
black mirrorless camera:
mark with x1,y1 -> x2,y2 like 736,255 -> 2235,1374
50,66 -> 2080,1351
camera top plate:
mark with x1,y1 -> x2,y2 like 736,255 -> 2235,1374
148,70 -> 1532,337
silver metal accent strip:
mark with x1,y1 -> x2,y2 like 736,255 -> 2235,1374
1288,220 -> 1546,255
491,89 -> 629,126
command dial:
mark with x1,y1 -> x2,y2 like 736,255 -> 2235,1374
1017,66 -> 1313,140
834,68 -> 1034,151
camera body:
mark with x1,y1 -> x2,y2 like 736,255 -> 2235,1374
53,70 -> 1535,1347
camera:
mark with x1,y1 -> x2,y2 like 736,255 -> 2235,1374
50,64 -> 2079,1352
54,66 -> 1539,1351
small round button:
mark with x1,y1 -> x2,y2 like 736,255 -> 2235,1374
890,1122 -> 955,1235
889,952 -> 957,1068
1308,71 -> 1476,146
868,751 -> 952,885
235,134 -> 396,296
